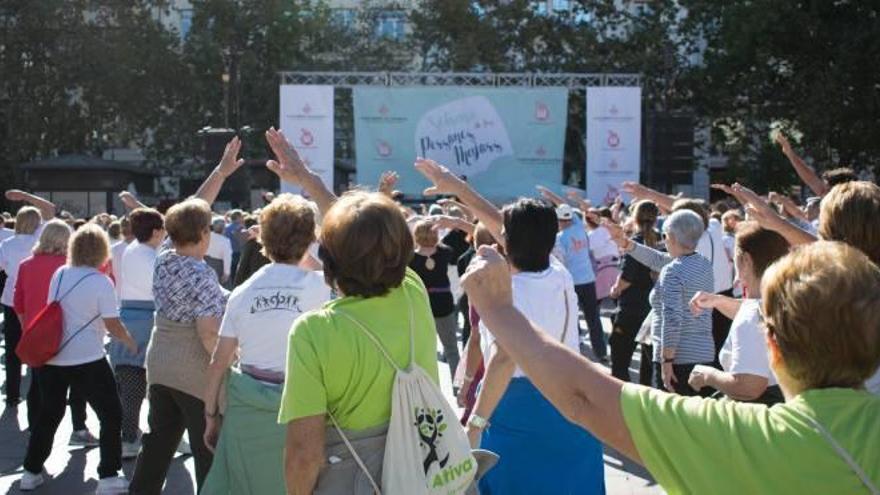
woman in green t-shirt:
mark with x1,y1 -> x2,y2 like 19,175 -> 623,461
461,240 -> 879,495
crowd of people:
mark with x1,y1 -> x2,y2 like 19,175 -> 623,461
0,128 -> 877,494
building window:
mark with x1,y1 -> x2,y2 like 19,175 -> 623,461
376,11 -> 405,40
332,8 -> 356,29
179,8 -> 193,41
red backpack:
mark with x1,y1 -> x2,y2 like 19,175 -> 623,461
16,269 -> 99,367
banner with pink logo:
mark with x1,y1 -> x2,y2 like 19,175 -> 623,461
279,85 -> 335,193
585,87 -> 642,206
353,87 -> 568,199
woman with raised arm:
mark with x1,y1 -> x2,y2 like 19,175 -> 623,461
688,222 -> 790,405
461,241 -> 880,495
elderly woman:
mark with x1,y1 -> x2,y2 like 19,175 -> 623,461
261,129 -> 440,494
688,222 -> 790,405
609,209 -> 715,395
462,240 -> 880,494
13,220 -> 96,440
129,198 -> 228,494
19,225 -> 137,493
201,194 -> 331,494
417,161 -> 605,495
0,205 -> 43,406
410,218 -> 469,383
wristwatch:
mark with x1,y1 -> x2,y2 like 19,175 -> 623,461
467,414 -> 490,430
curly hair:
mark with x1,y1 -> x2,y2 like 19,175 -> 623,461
259,194 -> 316,263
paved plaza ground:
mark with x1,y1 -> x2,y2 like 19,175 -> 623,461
0,314 -> 662,494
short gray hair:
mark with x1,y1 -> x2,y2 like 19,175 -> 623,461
664,209 -> 704,250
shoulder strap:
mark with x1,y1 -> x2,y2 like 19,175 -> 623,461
56,271 -> 100,303
53,268 -> 66,300
333,289 -> 416,373
559,289 -> 570,344
800,411 -> 879,494
327,412 -> 382,495
56,314 -> 101,354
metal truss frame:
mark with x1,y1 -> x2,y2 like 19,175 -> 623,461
278,71 -> 640,89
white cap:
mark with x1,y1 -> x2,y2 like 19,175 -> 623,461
556,204 -> 574,221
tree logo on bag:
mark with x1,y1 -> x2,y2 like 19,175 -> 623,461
414,407 -> 450,474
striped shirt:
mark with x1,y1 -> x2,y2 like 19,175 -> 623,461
629,244 -> 715,364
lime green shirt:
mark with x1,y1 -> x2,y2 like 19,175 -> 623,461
621,384 -> 880,494
278,268 -> 440,430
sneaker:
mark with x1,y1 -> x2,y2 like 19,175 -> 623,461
177,439 -> 191,455
69,429 -> 100,447
95,475 -> 129,495
19,470 -> 46,491
122,440 -> 141,460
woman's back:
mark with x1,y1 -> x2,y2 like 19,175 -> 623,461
278,268 -> 440,431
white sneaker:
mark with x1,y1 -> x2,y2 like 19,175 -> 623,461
177,438 -> 192,455
95,475 -> 129,495
69,429 -> 100,447
19,470 -> 45,491
122,440 -> 141,459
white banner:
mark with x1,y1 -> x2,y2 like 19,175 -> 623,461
586,87 -> 641,206
279,85 -> 335,193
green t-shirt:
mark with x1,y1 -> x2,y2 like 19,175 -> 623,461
278,268 -> 440,430
621,384 -> 880,494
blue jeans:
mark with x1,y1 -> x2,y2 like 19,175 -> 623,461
575,283 -> 606,359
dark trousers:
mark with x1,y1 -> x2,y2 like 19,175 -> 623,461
130,384 -> 213,495
459,294 -> 472,346
23,359 -> 122,478
229,251 -> 241,286
115,365 -> 147,442
651,362 -> 714,397
3,304 -> 22,402
26,369 -> 88,431
609,324 -> 639,381
639,344 -> 653,386
574,283 -> 606,359
711,289 -> 735,365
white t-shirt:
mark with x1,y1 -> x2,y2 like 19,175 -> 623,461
110,240 -> 130,297
0,228 -> 13,243
865,369 -> 880,396
0,233 -> 38,306
588,226 -> 620,260
219,263 -> 331,373
120,241 -> 158,302
46,266 -> 119,366
206,232 -> 233,278
480,258 -> 580,378
718,299 -> 778,386
696,219 -> 734,293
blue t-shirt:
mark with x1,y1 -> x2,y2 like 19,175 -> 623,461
224,222 -> 244,253
553,216 -> 595,285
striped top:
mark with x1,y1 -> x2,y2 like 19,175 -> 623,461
629,244 -> 715,364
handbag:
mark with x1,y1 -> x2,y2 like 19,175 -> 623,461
16,269 -> 99,367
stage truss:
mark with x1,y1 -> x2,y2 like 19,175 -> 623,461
278,71 -> 641,89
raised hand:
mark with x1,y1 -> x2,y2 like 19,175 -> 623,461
378,171 -> 400,196
601,219 -> 631,250
774,132 -> 793,154
217,136 -> 245,178
732,183 -> 781,225
4,189 -> 28,202
265,127 -> 311,185
414,158 -> 465,196
461,245 -> 513,314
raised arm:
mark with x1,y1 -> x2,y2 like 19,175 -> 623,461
535,185 -> 568,207
5,189 -> 56,220
622,182 -> 676,213
194,136 -> 245,206
118,191 -> 147,211
775,133 -> 828,197
461,246 -> 640,463
414,158 -> 505,248
430,215 -> 475,236
602,218 -> 673,271
265,127 -> 336,217
768,192 -> 808,222
377,170 -> 399,198
731,183 -> 817,246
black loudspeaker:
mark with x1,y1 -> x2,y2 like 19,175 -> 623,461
196,127 -> 250,207
644,112 -> 695,191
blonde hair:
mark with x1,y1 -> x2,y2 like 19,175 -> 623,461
818,181 -> 880,266
164,198 -> 212,247
761,241 -> 880,389
15,206 -> 41,235
68,223 -> 110,268
33,220 -> 72,256
413,220 -> 439,248
259,194 -> 316,263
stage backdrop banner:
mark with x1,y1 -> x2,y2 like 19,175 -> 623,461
353,87 -> 568,199
278,85 -> 334,193
585,86 -> 641,205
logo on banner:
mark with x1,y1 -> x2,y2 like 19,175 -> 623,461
379,103 -> 389,116
607,130 -> 620,148
299,129 -> 315,147
302,103 -> 312,115
536,145 -> 546,157
415,95 -> 513,175
376,139 -> 393,158
609,158 -> 619,170
535,101 -> 550,121
609,105 -> 619,116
